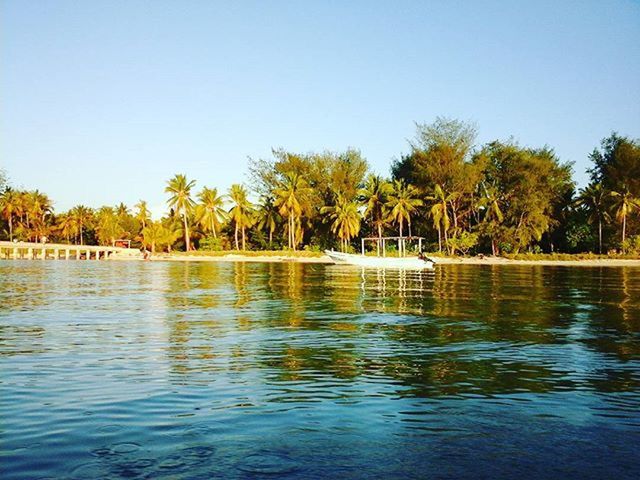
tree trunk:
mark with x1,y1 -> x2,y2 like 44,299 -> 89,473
182,213 -> 190,251
234,223 -> 239,250
444,227 -> 449,255
242,226 -> 246,251
8,216 -> 12,241
492,238 -> 497,256
269,228 -> 273,247
80,223 -> 83,245
437,227 -> 441,252
408,220 -> 412,238
622,214 -> 626,245
211,218 -> 217,239
598,219 -> 602,254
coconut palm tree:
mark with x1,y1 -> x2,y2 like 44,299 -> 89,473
95,207 -> 124,246
0,188 -> 19,241
478,184 -> 504,256
575,183 -> 609,253
610,187 -> 640,245
165,174 -> 196,251
274,172 -> 313,250
427,184 -> 452,253
359,174 -> 392,243
228,184 -> 254,250
256,196 -> 279,247
56,213 -> 78,244
196,187 -> 226,239
70,205 -> 93,245
134,200 -> 151,230
321,195 -> 361,252
142,220 -> 180,253
387,179 -> 423,239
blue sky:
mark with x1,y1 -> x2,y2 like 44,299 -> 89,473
2,0 -> 639,217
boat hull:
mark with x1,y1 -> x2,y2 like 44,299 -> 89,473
324,250 -> 434,269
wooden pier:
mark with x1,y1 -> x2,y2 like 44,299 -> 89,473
0,241 -> 139,260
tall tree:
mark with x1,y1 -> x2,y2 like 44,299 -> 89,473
575,183 -> 609,253
165,174 -> 196,251
387,180 -> 423,238
196,187 -> 226,239
135,200 -> 151,230
427,184 -> 452,252
56,213 -> 78,244
256,196 -> 279,247
321,196 -> 361,252
610,188 -> 640,245
479,141 -> 573,253
70,205 -> 93,245
228,184 -> 254,250
0,189 -> 19,241
359,174 -> 392,242
274,172 -> 312,250
96,207 -> 124,246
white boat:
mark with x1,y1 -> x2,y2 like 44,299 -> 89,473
324,250 -> 435,270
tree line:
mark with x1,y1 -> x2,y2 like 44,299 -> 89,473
1,118 -> 639,255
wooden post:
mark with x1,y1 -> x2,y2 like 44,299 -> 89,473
382,239 -> 386,257
13,247 -> 18,259
361,238 -> 365,255
419,238 -> 422,253
65,249 -> 70,260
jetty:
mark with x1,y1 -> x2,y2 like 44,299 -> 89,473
0,241 -> 139,260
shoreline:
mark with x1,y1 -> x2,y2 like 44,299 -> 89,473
113,252 -> 640,267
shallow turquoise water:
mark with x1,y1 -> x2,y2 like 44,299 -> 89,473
1,261 -> 639,479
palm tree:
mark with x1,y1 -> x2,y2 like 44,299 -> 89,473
0,188 -> 19,241
71,205 -> 93,245
165,174 -> 196,251
228,184 -> 254,250
256,196 -> 279,247
321,196 -> 361,252
427,184 -> 452,253
575,183 -> 608,253
56,213 -> 78,244
359,174 -> 392,243
610,187 -> 640,245
479,184 -> 504,256
274,172 -> 313,250
95,207 -> 124,246
387,179 -> 423,239
196,187 -> 226,239
142,220 -> 180,253
134,200 -> 151,230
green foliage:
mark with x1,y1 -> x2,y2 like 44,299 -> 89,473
478,141 -> 574,253
447,231 -> 479,255
621,235 -> 640,254
3,123 -> 639,260
199,236 -> 223,251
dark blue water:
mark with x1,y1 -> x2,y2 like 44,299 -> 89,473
1,261 -> 639,479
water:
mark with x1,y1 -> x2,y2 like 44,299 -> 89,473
1,261 -> 639,479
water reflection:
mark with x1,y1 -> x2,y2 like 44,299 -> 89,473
1,261 -> 640,479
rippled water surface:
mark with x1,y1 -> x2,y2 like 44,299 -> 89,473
1,261 -> 640,479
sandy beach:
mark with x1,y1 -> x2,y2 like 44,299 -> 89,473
116,251 -> 640,267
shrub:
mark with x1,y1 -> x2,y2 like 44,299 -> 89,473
199,236 -> 223,251
621,235 -> 640,255
447,232 -> 479,255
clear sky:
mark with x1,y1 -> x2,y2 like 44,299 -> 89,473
1,0 -> 639,217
